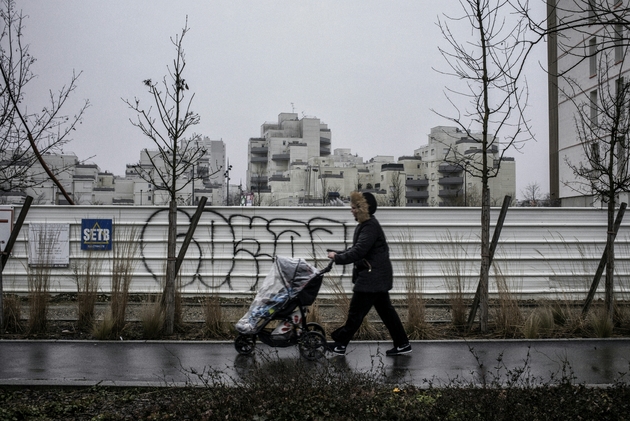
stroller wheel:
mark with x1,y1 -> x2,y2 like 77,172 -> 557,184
298,330 -> 326,361
234,334 -> 256,355
306,322 -> 325,336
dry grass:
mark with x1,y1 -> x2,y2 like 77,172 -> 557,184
434,231 -> 475,330
589,307 -> 614,338
398,231 -> 433,340
492,261 -> 523,338
2,294 -> 22,333
306,302 -> 323,326
92,308 -> 115,340
109,227 -> 140,336
27,230 -> 55,335
202,294 -> 230,338
71,252 -> 101,332
140,295 -> 164,340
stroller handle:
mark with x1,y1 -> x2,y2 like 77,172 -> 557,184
319,259 -> 334,275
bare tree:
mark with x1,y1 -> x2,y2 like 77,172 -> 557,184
388,170 -> 406,207
0,0 -> 88,203
521,181 -> 543,205
434,0 -> 536,331
124,20 -> 209,334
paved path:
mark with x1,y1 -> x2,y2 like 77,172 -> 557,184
1,339 -> 629,387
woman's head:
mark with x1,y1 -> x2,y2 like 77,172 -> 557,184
350,191 -> 377,223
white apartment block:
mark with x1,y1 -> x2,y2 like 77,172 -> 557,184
408,127 -> 516,206
246,114 -> 515,207
247,113 -> 333,205
548,0 -> 630,206
1,137 -> 226,206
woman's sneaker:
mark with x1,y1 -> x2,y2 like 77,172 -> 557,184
327,342 -> 347,355
386,344 -> 412,356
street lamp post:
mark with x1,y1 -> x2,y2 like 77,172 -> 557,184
191,164 -> 195,206
140,189 -> 143,206
224,161 -> 232,206
464,160 -> 470,207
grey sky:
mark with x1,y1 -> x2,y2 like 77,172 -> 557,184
20,0 -> 549,200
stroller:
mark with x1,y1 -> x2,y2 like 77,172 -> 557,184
234,256 -> 333,360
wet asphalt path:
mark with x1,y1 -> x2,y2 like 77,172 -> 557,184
0,339 -> 629,387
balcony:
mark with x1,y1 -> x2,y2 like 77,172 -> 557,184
250,157 -> 267,163
438,164 -> 461,174
272,154 -> 290,161
406,190 -> 429,199
250,175 -> 267,183
269,174 -> 290,182
250,147 -> 268,154
405,179 -> 429,187
320,136 -> 331,145
320,147 -> 331,155
381,163 -> 404,171
438,176 -> 463,185
438,189 -> 460,198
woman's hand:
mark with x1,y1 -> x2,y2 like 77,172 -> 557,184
327,251 -> 336,260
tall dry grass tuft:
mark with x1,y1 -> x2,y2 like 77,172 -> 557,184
492,261 -> 523,338
306,302 -> 323,326
140,295 -> 164,340
589,307 -> 614,338
105,227 -> 140,338
398,231 -> 433,340
92,308 -> 115,340
2,294 -> 22,333
26,226 -> 59,335
522,306 -> 555,339
202,294 -> 230,338
434,231 -> 474,330
522,311 -> 540,339
71,251 -> 102,332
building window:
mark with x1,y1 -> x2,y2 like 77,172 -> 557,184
589,37 -> 597,77
590,142 -> 600,164
590,90 -> 598,126
616,135 -> 627,179
615,23 -> 624,63
616,77 -> 626,115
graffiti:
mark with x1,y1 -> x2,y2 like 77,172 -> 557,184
139,207 -> 351,291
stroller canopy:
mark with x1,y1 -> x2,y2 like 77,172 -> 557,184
235,256 -> 321,334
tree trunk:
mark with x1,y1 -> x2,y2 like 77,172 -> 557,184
479,185 -> 491,332
163,200 -> 178,335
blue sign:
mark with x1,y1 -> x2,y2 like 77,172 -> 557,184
81,219 -> 113,251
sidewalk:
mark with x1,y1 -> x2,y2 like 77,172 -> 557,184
1,339 -> 629,387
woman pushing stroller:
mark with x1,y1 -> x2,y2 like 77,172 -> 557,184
327,191 -> 412,356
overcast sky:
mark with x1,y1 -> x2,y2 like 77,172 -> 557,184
19,0 -> 549,200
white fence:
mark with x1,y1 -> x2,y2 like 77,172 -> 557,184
2,204 -> 630,300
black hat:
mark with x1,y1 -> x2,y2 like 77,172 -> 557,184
363,192 -> 377,215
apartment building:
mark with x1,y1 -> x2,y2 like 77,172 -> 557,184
1,137 -> 226,206
548,0 -> 630,206
246,115 -> 515,206
247,112 -> 333,205
410,126 -> 516,206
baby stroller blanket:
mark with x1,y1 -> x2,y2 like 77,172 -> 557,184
235,256 -> 320,334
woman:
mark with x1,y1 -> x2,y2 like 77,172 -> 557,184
327,191 -> 411,356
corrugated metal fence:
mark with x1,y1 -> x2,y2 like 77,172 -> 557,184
2,205 -> 630,300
